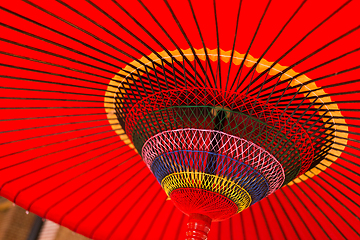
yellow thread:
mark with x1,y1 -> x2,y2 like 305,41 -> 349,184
161,172 -> 251,212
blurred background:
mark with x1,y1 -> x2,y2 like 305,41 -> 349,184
0,197 -> 90,240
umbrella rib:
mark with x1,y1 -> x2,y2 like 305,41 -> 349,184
224,0 -> 243,93
255,47 -> 360,99
125,188 -> 165,239
217,221 -> 222,240
258,33 -> 360,96
0,63 -> 126,88
265,197 -> 288,240
279,188 -> 321,240
0,45 -> 174,94
55,0 -> 190,85
0,22 -> 130,73
309,168 -> 360,206
239,0 -> 308,94
13,144 -> 135,204
288,113 -> 360,121
0,96 -> 115,104
0,50 -> 179,93
175,214 -> 186,240
300,181 -> 359,237
244,0 -> 352,94
229,217 -> 234,240
0,86 -> 116,99
231,0 -> 273,92
0,106 -> 115,109
75,172 -> 153,233
163,0 -> 209,87
304,172 -> 360,220
69,165 -> 149,231
0,51 -> 120,82
158,206 -> 177,240
141,200 -> 169,239
0,117 -> 118,134
229,0 -> 275,117
109,0 -> 202,84
326,155 -> 360,174
99,179 -> 158,239
0,6 -> 187,94
0,5 -> 144,75
84,0 -> 167,66
286,186 -> 332,240
249,206 -> 260,240
0,75 -> 117,94
240,211 -> 246,240
0,112 -> 110,122
272,193 -> 304,240
186,0 -> 217,85
213,0 -> 221,89
257,62 -> 360,108
27,154 -> 141,213
0,121 -> 124,146
258,200 -> 274,239
136,0 -> 204,84
327,147 -> 360,165
0,136 -> 124,196
307,161 -> 360,191
0,37 -> 136,80
0,127 -> 123,171
23,0 -> 173,78
272,100 -> 360,106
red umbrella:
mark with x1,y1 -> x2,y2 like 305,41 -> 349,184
0,0 -> 359,239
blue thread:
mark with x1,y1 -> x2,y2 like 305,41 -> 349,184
151,150 -> 269,204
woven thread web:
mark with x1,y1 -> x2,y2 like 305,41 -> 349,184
161,172 -> 251,212
122,88 -> 315,219
133,106 -> 301,182
152,150 -> 269,204
143,129 -> 284,194
126,88 -> 314,177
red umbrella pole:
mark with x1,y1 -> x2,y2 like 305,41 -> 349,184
185,213 -> 212,240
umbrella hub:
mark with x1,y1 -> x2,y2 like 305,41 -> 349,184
123,88 -> 313,235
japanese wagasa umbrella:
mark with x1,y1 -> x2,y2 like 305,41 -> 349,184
0,0 -> 360,239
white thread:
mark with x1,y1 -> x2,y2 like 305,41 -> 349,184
142,128 -> 285,195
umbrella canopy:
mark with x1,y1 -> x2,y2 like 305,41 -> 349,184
0,0 -> 359,239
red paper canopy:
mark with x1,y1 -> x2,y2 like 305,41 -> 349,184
0,0 -> 359,239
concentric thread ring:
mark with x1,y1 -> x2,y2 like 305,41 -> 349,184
142,128 -> 285,194
161,172 -> 252,212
